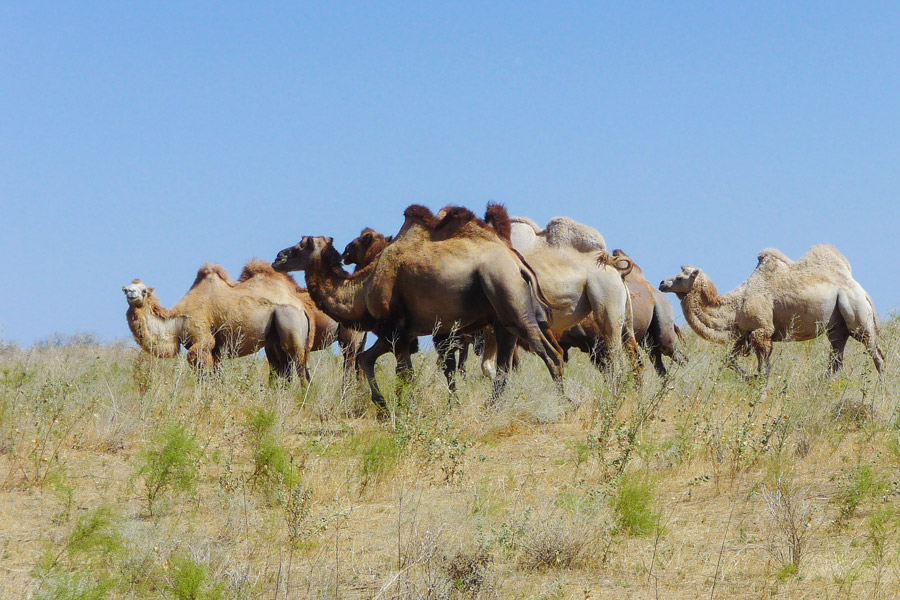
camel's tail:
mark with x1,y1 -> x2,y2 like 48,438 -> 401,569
512,250 -> 567,313
598,251 -> 633,278
674,323 -> 685,343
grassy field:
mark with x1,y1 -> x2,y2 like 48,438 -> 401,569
1,319 -> 899,599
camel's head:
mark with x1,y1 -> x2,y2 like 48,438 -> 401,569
659,266 -> 701,296
342,228 -> 376,266
272,236 -> 335,272
122,279 -> 154,307
341,228 -> 390,267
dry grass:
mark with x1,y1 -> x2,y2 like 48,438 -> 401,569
1,317 -> 899,599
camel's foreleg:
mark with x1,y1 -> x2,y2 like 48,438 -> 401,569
357,337 -> 394,416
186,334 -> 216,375
749,327 -> 774,376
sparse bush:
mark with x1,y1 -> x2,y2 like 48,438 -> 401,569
762,475 -> 812,575
444,546 -> 493,595
835,464 -> 888,524
517,515 -> 591,570
244,406 -> 300,497
135,423 -> 201,517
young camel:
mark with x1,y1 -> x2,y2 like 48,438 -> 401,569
272,205 -> 564,412
123,260 -> 315,379
658,244 -> 884,375
559,249 -> 684,376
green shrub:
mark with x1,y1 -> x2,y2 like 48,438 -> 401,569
245,407 -> 299,496
612,473 -> 659,536
360,432 -> 401,487
168,552 -> 225,600
135,423 -> 201,517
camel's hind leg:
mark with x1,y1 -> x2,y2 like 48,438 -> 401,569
491,326 -> 519,399
269,307 -> 312,382
837,290 -> 885,374
826,321 -> 850,374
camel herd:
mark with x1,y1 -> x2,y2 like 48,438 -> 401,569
124,203 -> 885,414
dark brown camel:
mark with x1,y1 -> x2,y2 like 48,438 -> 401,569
272,205 -> 564,413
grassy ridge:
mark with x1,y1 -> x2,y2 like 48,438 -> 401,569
1,319 -> 898,599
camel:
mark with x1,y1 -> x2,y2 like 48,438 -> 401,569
272,204 -> 565,412
559,249 -> 684,376
479,215 -> 643,378
658,244 -> 885,375
342,226 -> 484,388
123,260 -> 316,379
124,260 -> 365,379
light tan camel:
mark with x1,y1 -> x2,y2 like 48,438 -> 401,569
658,244 -> 884,375
124,260 -> 319,379
271,205 -> 565,411
559,249 -> 684,376
122,260 -> 366,375
479,215 -> 642,378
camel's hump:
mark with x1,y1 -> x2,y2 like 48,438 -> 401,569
239,259 -> 280,281
191,264 -> 235,289
543,217 -> 606,252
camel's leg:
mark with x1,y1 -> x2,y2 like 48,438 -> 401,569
586,277 -> 642,378
827,323 -> 850,374
749,327 -> 774,376
393,335 -> 415,381
837,290 -> 885,374
849,329 -> 885,375
434,333 -> 460,391
337,326 -> 367,379
725,334 -> 752,377
480,328 -> 498,379
457,336 -> 470,374
357,337 -> 394,414
646,314 -> 670,377
186,334 -> 216,375
491,326 -> 519,399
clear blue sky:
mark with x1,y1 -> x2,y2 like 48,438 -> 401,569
2,3 -> 898,345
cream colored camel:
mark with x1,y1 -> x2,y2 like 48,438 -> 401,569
559,249 -> 684,376
658,244 -> 884,375
480,215 -> 642,378
123,260 -> 317,379
271,205 -> 564,411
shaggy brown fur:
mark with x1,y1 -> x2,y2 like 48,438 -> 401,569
483,203 -> 512,242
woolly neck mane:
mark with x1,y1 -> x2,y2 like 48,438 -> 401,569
692,272 -> 725,307
304,240 -> 376,330
318,241 -> 375,282
679,271 -> 737,343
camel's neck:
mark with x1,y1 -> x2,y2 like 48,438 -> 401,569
126,299 -> 183,357
304,256 -> 375,330
680,274 -> 739,343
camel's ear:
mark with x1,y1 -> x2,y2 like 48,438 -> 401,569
121,286 -> 127,292
326,236 -> 333,246
148,287 -> 155,294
